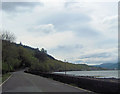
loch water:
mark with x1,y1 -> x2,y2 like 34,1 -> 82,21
54,70 -> 119,78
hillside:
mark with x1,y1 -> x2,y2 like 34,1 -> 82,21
2,40 -> 104,74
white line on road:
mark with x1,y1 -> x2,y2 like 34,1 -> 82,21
0,74 -> 12,87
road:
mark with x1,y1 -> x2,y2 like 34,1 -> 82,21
2,71 -> 92,92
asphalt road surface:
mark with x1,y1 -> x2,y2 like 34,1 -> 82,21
2,71 -> 92,92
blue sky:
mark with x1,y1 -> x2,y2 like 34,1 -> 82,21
1,0 -> 118,65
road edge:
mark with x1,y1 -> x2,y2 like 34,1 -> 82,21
24,72 -> 94,93
0,73 -> 12,87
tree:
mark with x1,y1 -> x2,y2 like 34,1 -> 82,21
41,48 -> 47,54
18,46 -> 32,67
34,48 -> 47,62
0,30 -> 16,42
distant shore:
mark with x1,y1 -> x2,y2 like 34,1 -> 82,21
54,70 -> 119,79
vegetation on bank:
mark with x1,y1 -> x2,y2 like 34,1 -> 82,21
2,73 -> 11,82
1,31 -> 104,74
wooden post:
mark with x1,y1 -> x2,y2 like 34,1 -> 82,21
64,59 -> 66,75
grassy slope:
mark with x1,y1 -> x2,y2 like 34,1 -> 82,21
2,40 -> 104,74
2,73 -> 11,82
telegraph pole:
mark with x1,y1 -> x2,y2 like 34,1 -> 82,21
64,59 -> 66,75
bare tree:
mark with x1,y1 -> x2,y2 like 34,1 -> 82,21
0,30 -> 16,42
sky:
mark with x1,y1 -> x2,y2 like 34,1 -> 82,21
1,0 -> 118,65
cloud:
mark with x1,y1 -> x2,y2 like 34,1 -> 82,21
2,2 -> 43,12
50,44 -> 84,53
37,12 -> 91,31
29,24 -> 55,34
74,48 -> 118,65
17,30 -> 75,50
64,1 -> 86,9
2,1 -> 118,65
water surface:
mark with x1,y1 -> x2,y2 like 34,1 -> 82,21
54,70 -> 119,78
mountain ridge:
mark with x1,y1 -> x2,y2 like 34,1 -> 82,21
93,63 -> 118,69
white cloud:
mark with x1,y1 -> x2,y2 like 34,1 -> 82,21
72,48 -> 118,64
30,24 -> 55,34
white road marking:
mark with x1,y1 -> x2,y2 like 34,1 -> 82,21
0,74 -> 12,87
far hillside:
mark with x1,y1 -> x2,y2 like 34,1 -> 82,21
93,63 -> 118,70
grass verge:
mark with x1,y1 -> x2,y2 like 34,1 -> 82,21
2,73 -> 11,82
